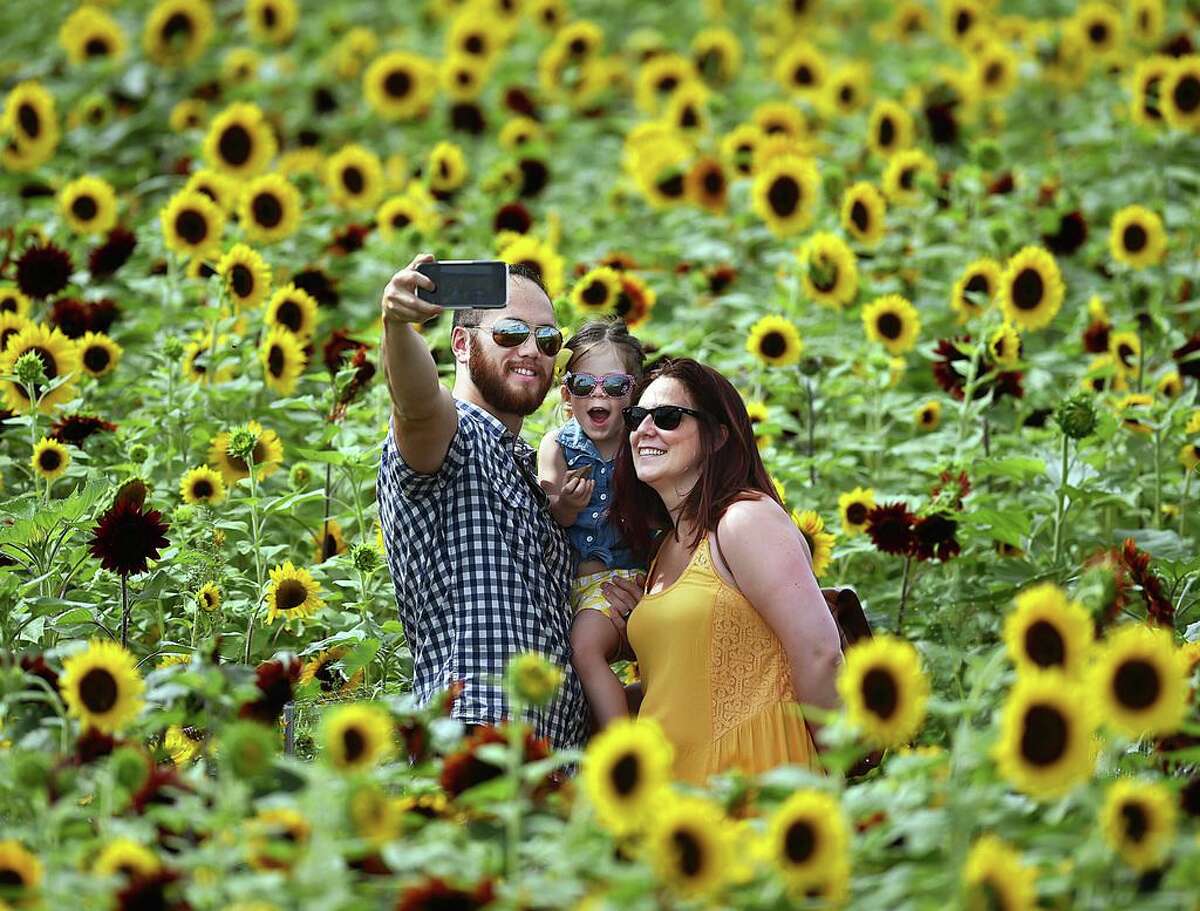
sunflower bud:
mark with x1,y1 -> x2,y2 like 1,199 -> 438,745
12,350 -> 47,389
1055,393 -> 1098,440
289,462 -> 313,491
821,164 -> 845,204
972,138 -> 1003,171
505,651 -> 563,708
1076,560 -> 1118,624
220,721 -> 276,780
128,442 -> 150,463
988,221 -> 1013,250
173,504 -> 196,524
798,355 -> 823,377
110,746 -> 151,792
162,336 -> 185,360
226,425 -> 259,462
351,543 -> 380,574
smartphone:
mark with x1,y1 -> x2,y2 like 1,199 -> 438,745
415,260 -> 508,309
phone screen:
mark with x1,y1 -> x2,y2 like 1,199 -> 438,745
416,261 -> 508,309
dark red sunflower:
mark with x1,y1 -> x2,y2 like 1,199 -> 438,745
88,227 -> 138,279
394,876 -> 495,911
517,158 -> 550,197
48,298 -> 93,339
116,870 -> 188,911
75,727 -> 119,764
322,329 -> 367,374
865,502 -> 916,556
706,264 -> 737,295
130,764 -> 189,814
1120,538 -> 1174,628
931,336 -> 1023,402
89,481 -> 170,577
397,718 -> 430,764
493,201 -> 532,235
1173,332 -> 1200,381
239,656 -> 301,724
439,724 -> 551,798
1082,318 -> 1111,354
16,242 -> 73,299
1042,209 -> 1088,256
449,101 -> 486,135
330,223 -> 371,256
49,414 -> 118,447
911,512 -> 960,561
293,267 -> 340,308
19,652 -> 59,691
929,470 -> 971,510
503,86 -> 539,119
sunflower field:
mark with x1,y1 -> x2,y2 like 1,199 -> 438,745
2,0 -> 1200,907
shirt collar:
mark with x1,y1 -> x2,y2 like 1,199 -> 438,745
560,417 -> 603,460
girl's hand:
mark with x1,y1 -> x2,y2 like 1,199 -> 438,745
559,471 -> 594,510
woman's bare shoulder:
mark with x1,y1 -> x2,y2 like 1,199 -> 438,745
718,493 -> 791,535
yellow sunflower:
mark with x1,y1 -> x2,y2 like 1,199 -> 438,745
1129,55 -> 1173,128
765,790 -> 849,890
972,41 -> 1020,100
840,181 -> 887,248
883,148 -> 936,206
721,123 -> 764,177
2,80 -> 61,167
1130,0 -> 1164,45
745,400 -> 772,448
143,0 -> 214,67
1099,778 -> 1178,872
59,175 -> 118,236
798,232 -> 858,308
752,155 -> 820,236
196,581 -> 222,612
59,6 -> 128,65
825,63 -> 870,116
237,173 -> 301,244
184,167 -> 237,213
1109,205 -> 1167,269
426,141 -> 469,194
92,838 -> 160,878
863,294 -> 920,354
59,639 -> 145,734
999,246 -> 1064,332
31,436 -> 70,482
962,835 -> 1035,911
217,244 -> 272,311
264,560 -> 323,623
203,102 -> 276,179
221,47 -> 262,86
1180,441 -> 1200,471
245,0 -> 297,45
866,99 -> 913,158
951,257 -> 1001,322
182,331 -> 236,386
0,840 -> 43,902
498,116 -> 543,150
692,26 -> 742,83
774,41 -> 828,98
1075,2 -> 1124,62
159,189 -> 226,259
915,400 -> 942,431
1110,330 -> 1140,374
1156,370 -> 1182,399
582,717 -> 673,836
988,323 -> 1022,368
1081,354 -> 1127,395
208,420 -> 284,484
246,807 -> 310,871
685,156 -> 729,214
499,235 -> 565,297
0,285 -> 32,319
376,194 -> 436,240
838,487 -> 875,536
441,53 -> 488,101
313,519 -> 347,563
633,53 -> 698,115
259,327 -> 307,395
645,795 -> 731,898
1161,57 -> 1200,130
944,0 -> 986,47
746,314 -> 803,367
1003,582 -> 1093,678
77,331 -> 122,379
180,465 -> 227,505
1090,623 -> 1188,738
838,634 -> 929,748
994,671 -> 1097,800
570,267 -> 621,315
364,50 -> 438,120
169,98 -> 208,132
0,312 -> 31,354
264,284 -> 318,340
325,144 -> 384,209
0,322 -> 81,414
791,509 -> 835,578
322,703 -> 393,771
1116,392 -> 1156,434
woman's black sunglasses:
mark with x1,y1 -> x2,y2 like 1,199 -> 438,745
622,405 -> 708,432
466,317 -> 563,357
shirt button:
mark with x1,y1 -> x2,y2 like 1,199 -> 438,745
586,535 -> 594,542
600,493 -> 607,500
592,512 -> 599,518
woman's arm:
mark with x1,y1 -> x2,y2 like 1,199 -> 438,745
715,498 -> 844,742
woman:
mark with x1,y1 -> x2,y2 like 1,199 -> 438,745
601,357 -> 843,785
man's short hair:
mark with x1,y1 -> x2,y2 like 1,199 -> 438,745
452,262 -> 551,328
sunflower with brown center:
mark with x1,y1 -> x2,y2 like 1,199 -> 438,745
498,235 -> 565,297
142,0 -> 215,67
914,400 -> 942,431
159,189 -> 226,259
692,26 -> 742,83
0,840 -> 43,903
838,486 -> 875,536
322,703 -> 393,771
325,143 -> 385,209
0,284 -> 32,319
746,314 -> 803,367
180,465 -> 227,505
838,634 -> 929,747
1109,204 -> 1167,269
798,231 -> 858,308
217,243 -> 272,311
59,175 -> 119,236
1129,55 -> 1173,127
615,273 -> 656,330
31,436 -> 71,483
264,560 -> 323,623
791,509 -> 835,577
59,639 -> 145,733
425,141 -> 468,196
1109,329 -> 1140,374
264,284 -> 318,341
1091,623 -> 1188,738
202,102 -> 276,179
883,147 -> 936,206
866,99 -> 913,158
1075,1 -> 1123,61
259,326 -> 307,395
994,671 -> 1097,799
683,156 -> 728,214
312,518 -> 347,563
1003,582 -> 1093,678
633,53 -> 698,115
646,795 -> 731,898
238,172 -> 302,244
377,194 -> 435,241
364,50 -> 437,119
59,6 -> 127,65
1162,56 -> 1200,130
569,267 -> 621,315
208,420 -> 284,484
245,807 -> 310,871
999,246 -> 1064,331
863,293 -> 920,354
720,123 -> 763,177
962,835 -> 1035,911
183,167 -> 236,212
950,257 -> 1001,322
195,581 -> 222,612
1098,778 -> 1177,872
2,80 -> 60,168
839,181 -> 887,248
765,789 -> 849,890
752,155 -> 820,236
76,331 -> 122,379
752,95 -> 811,139
246,0 -> 297,44
0,322 -> 81,414
971,41 -> 1019,100
774,40 -> 828,99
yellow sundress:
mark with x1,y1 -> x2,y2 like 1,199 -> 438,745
626,532 -> 821,785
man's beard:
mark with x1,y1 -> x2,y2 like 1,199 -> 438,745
468,342 -> 552,416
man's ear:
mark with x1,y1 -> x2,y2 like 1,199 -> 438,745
449,325 -> 471,365
560,385 -> 571,404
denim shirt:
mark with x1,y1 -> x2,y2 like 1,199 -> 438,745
556,418 -> 642,571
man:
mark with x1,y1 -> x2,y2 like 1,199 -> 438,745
377,253 -> 615,750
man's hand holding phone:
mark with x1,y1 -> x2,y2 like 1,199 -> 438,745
381,253 -> 442,327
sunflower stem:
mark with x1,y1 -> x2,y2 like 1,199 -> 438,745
120,574 -> 130,647
1052,432 -> 1071,565
505,699 -> 526,881
805,376 -> 817,488
243,448 -> 264,665
1152,427 -> 1163,529
1182,469 -> 1193,540
896,554 -> 913,634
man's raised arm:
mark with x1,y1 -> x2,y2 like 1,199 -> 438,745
380,253 -> 460,475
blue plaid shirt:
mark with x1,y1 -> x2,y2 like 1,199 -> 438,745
377,398 -> 587,750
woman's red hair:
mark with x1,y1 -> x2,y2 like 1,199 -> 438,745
610,357 -> 782,564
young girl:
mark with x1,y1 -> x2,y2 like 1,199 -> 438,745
538,318 -> 646,730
